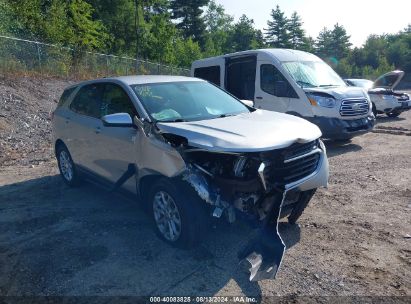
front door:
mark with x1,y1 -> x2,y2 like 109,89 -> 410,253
91,83 -> 139,192
254,62 -> 296,113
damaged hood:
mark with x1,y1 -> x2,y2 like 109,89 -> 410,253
373,70 -> 404,90
157,110 -> 321,152
304,86 -> 368,100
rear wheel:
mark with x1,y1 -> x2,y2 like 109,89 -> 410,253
149,178 -> 209,248
386,110 -> 401,118
56,144 -> 80,186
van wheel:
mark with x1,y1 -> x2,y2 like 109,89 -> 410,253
56,145 -> 80,186
386,110 -> 401,118
288,189 -> 316,225
149,178 -> 209,248
372,103 -> 377,117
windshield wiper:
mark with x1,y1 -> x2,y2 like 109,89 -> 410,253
158,118 -> 186,123
319,84 -> 337,87
296,80 -> 316,88
218,113 -> 237,118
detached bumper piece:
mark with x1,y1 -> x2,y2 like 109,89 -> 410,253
238,192 -> 286,281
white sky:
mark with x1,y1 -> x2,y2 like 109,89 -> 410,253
214,0 -> 411,47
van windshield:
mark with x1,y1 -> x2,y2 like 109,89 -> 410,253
131,81 -> 250,122
282,61 -> 346,88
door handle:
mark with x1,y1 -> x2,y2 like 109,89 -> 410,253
95,127 -> 101,134
256,96 -> 263,100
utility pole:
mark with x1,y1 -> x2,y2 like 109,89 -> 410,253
134,0 -> 140,73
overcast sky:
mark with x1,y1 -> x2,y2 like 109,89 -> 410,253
214,0 -> 411,47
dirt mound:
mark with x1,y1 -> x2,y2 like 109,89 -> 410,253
0,76 -> 73,166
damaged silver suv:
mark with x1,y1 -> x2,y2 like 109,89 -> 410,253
53,76 -> 329,281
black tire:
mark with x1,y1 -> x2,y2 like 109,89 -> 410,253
372,103 -> 377,117
333,138 -> 352,144
288,189 -> 316,225
148,178 -> 209,248
386,110 -> 401,118
56,144 -> 81,186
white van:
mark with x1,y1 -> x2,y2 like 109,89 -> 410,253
191,49 -> 375,140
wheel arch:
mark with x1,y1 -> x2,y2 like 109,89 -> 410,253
54,139 -> 67,156
137,173 -> 164,203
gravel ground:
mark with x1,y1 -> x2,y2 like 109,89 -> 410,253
0,77 -> 410,299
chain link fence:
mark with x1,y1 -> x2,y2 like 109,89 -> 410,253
0,35 -> 190,79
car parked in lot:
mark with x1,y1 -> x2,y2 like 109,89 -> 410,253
191,49 -> 375,140
52,75 -> 329,281
345,70 -> 411,118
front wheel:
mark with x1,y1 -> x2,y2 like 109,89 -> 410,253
372,103 -> 377,117
288,189 -> 316,225
149,178 -> 209,248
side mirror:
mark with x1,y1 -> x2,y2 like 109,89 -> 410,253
241,99 -> 254,107
274,81 -> 287,97
102,113 -> 133,127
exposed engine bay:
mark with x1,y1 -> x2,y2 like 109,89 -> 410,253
369,88 -> 410,102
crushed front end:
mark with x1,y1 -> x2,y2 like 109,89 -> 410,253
179,139 -> 329,281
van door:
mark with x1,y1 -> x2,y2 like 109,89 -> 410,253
225,56 -> 257,101
255,61 -> 298,113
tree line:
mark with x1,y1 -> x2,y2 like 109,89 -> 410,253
0,0 -> 410,80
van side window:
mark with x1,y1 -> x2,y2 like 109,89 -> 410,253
194,66 -> 221,86
101,84 -> 138,118
70,84 -> 103,118
261,64 -> 298,98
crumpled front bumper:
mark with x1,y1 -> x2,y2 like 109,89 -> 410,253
239,141 -> 329,281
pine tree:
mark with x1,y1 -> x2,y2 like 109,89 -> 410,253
265,5 -> 289,48
315,27 -> 334,58
170,0 -> 210,48
330,23 -> 352,59
227,15 -> 263,52
288,11 -> 305,50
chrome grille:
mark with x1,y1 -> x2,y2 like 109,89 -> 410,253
262,140 -> 321,187
340,98 -> 369,117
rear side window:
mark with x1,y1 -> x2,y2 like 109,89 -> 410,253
101,84 -> 138,117
194,66 -> 221,86
70,83 -> 103,118
58,87 -> 77,107
261,64 -> 298,98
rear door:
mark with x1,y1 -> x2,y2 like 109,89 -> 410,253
91,82 -> 139,191
254,62 -> 298,113
66,83 -> 104,169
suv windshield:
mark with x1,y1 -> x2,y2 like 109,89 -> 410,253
132,81 -> 250,122
282,61 -> 346,88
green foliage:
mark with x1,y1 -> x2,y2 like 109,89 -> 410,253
1,0 -> 410,78
288,12 -> 305,49
203,0 -> 233,55
265,5 -> 289,48
227,15 -> 264,52
67,0 -> 109,50
0,0 -> 20,35
173,38 -> 202,67
170,0 -> 210,48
